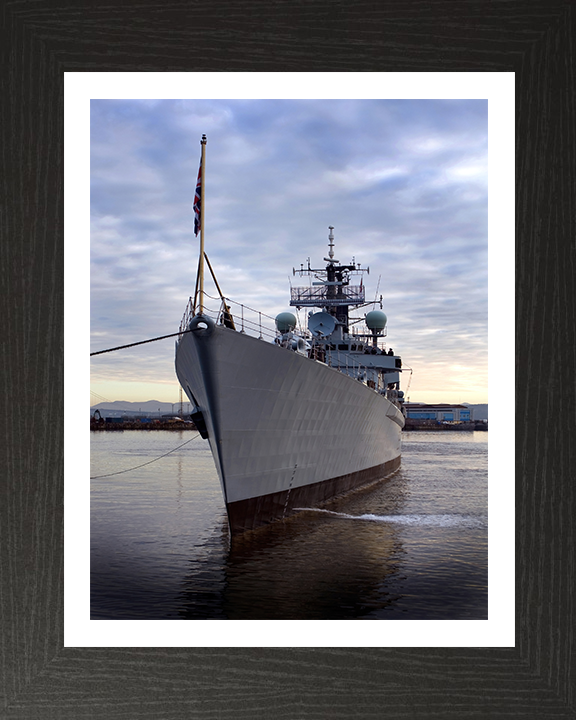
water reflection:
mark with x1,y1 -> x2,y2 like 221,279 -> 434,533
225,513 -> 401,619
177,471 -> 408,619
92,432 -> 488,620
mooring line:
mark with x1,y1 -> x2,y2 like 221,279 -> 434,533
90,433 -> 200,479
90,329 -> 192,356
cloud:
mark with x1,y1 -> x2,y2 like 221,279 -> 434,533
91,99 -> 488,403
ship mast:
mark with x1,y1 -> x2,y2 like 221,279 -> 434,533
290,227 -> 368,336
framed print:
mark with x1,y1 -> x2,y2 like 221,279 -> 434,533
2,2 -> 574,717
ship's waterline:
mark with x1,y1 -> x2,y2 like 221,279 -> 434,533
226,455 -> 402,534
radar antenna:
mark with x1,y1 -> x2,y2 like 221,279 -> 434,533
308,311 -> 336,338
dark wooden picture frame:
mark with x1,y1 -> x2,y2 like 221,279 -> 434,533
2,2 -> 574,717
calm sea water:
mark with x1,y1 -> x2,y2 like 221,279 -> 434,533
91,430 -> 487,620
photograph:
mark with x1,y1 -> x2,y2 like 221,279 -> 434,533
89,98 -> 489,622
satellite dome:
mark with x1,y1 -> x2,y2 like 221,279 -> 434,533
275,312 -> 297,333
365,310 -> 387,332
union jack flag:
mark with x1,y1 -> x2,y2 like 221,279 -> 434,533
193,161 -> 202,236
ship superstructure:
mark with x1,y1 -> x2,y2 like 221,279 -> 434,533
289,226 -> 404,408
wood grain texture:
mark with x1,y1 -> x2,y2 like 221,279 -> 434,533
1,1 -> 574,717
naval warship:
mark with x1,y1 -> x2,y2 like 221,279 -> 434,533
175,137 -> 405,535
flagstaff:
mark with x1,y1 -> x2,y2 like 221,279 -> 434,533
198,134 -> 207,313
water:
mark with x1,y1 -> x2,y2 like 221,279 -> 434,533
91,430 -> 487,620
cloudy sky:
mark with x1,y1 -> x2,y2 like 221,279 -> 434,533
90,99 -> 488,406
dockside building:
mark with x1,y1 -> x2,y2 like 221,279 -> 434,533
404,403 -> 472,423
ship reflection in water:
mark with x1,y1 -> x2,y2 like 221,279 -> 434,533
178,495 -> 403,620
90,431 -> 488,620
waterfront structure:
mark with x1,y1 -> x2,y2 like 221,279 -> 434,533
404,403 -> 471,422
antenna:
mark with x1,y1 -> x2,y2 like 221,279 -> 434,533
374,274 -> 381,304
328,226 -> 334,259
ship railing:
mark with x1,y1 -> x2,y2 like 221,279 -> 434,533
327,348 -> 368,384
308,342 -> 373,386
179,295 -> 386,390
179,296 -> 195,335
179,292 -> 282,343
290,285 -> 365,307
325,348 -> 398,395
216,295 -> 280,341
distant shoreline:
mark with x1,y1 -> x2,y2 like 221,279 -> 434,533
403,422 -> 487,432
90,419 -> 197,431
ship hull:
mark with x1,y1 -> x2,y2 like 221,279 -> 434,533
175,318 -> 404,534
